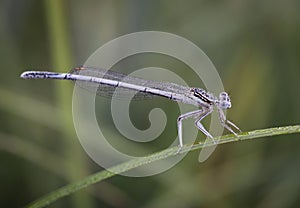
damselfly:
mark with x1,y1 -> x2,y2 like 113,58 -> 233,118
20,66 -> 241,150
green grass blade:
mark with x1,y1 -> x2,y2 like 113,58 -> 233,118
26,125 -> 300,208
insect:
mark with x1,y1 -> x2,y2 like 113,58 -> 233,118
21,66 -> 241,150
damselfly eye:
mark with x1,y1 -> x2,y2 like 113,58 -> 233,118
218,92 -> 231,109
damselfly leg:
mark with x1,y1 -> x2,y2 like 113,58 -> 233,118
218,109 -> 241,136
177,107 -> 215,153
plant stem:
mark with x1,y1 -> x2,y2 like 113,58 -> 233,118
26,125 -> 300,208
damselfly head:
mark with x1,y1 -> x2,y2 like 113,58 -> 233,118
217,92 -> 231,109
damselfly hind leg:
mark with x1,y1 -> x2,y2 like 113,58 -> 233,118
176,109 -> 204,154
176,107 -> 215,154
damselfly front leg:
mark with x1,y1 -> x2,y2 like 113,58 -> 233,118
218,108 -> 241,136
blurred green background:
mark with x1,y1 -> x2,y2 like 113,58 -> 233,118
1,0 -> 300,207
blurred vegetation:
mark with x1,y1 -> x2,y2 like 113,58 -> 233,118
1,0 -> 300,208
